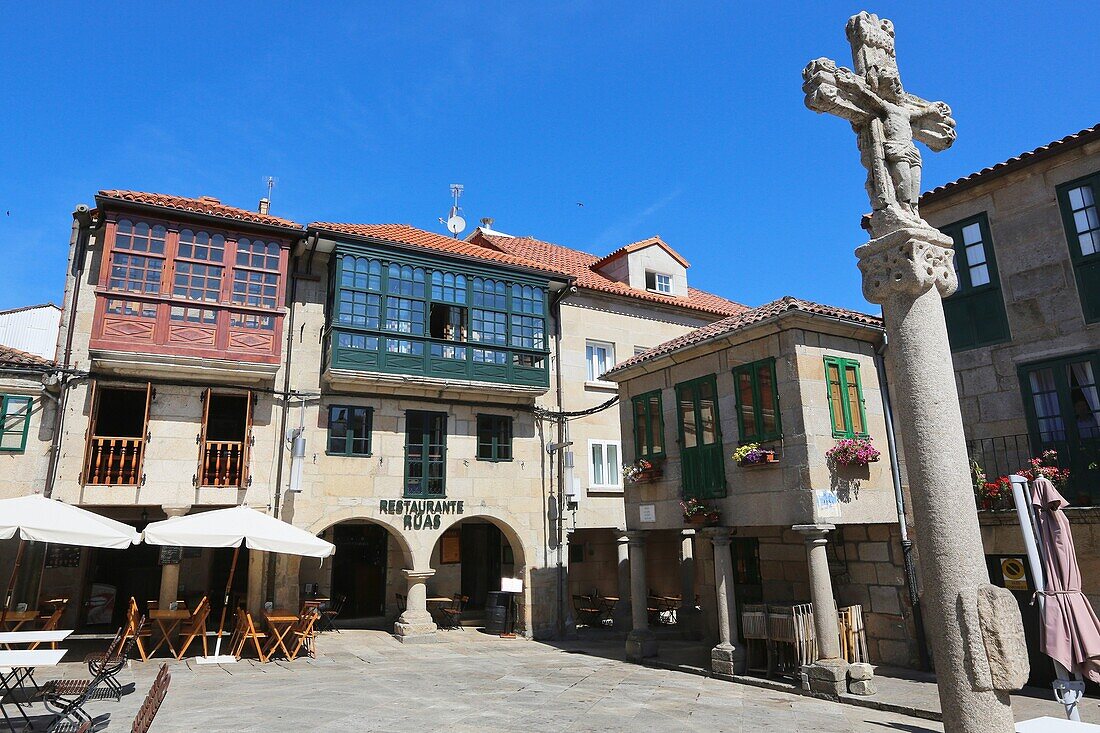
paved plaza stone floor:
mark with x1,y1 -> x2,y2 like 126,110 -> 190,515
11,629 -> 1098,732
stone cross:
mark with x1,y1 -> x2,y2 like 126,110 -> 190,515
802,11 -> 957,237
804,13 -> 1028,733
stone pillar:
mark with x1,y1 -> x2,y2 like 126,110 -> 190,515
703,528 -> 743,675
274,554 -> 301,611
246,549 -> 266,614
678,529 -> 700,638
612,530 -> 632,631
858,226 -> 1019,730
157,506 -> 190,610
394,569 -> 438,643
624,531 -> 656,661
795,524 -> 847,694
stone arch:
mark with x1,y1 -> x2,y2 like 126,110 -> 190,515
305,508 -> 415,569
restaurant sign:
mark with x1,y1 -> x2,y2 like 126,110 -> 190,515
379,499 -> 465,530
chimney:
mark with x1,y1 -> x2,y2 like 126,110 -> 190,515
480,217 -> 494,229
258,198 -> 270,215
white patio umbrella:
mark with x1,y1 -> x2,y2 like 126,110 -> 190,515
142,505 -> 334,663
0,494 -> 142,628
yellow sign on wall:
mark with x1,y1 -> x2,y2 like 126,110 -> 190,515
1001,557 -> 1028,591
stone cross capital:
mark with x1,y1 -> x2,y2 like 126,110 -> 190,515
856,227 -> 958,304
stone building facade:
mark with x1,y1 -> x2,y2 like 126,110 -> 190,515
604,297 -> 924,674
921,123 -> 1100,682
0,191 -> 743,641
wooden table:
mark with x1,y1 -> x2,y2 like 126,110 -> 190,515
0,611 -> 39,632
0,629 -> 72,651
0,648 -> 66,729
148,609 -> 191,658
263,610 -> 299,660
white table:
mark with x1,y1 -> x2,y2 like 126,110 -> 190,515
0,649 -> 67,728
0,629 -> 73,647
1017,718 -> 1100,731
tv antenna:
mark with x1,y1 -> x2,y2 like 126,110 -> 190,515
439,183 -> 465,238
264,176 -> 277,204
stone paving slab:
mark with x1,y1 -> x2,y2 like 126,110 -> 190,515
5,629 -> 1054,732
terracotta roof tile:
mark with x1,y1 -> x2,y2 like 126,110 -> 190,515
97,190 -> 304,230
0,344 -> 54,368
476,234 -> 746,317
309,223 -> 568,276
605,296 -> 882,377
921,124 -> 1100,204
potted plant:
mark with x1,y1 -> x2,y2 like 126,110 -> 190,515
1016,449 -> 1071,490
979,475 -> 1012,511
622,458 -> 663,484
826,437 -> 881,468
733,443 -> 778,467
680,498 -> 719,526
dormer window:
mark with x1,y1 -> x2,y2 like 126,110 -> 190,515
646,271 -> 672,294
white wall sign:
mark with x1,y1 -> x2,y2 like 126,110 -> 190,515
639,504 -> 657,523
815,489 -> 841,519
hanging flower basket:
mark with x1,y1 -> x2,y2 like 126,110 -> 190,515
622,458 -> 664,484
733,443 -> 779,468
826,437 -> 881,468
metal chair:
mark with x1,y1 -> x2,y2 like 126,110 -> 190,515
439,595 -> 467,630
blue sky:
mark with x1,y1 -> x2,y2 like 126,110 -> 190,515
0,1 -> 1096,312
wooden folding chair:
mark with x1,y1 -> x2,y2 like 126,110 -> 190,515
174,596 -> 210,660
130,663 -> 171,733
230,609 -> 268,662
122,598 -> 152,662
30,600 -> 68,650
287,610 -> 318,661
439,595 -> 467,630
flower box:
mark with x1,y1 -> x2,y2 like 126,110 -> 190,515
686,512 -> 720,527
634,467 -> 664,483
737,451 -> 779,468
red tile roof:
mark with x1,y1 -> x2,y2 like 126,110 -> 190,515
309,223 -> 568,276
921,124 -> 1100,204
475,233 -> 746,317
0,344 -> 54,368
605,296 -> 882,378
591,235 -> 690,270
97,190 -> 304,230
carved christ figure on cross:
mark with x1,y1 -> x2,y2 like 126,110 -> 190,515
802,11 -> 956,236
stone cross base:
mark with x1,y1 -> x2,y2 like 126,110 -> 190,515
625,628 -> 657,661
393,611 -> 439,644
710,642 -> 743,677
802,658 -> 849,697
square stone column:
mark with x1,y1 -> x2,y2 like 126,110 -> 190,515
678,528 -> 701,639
612,530 -> 632,631
157,505 -> 190,610
624,531 -> 656,661
794,524 -> 847,695
394,569 -> 438,643
702,527 -> 744,675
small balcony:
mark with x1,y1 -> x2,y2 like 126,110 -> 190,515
968,433 -> 1100,508
85,437 -> 144,486
199,441 -> 245,488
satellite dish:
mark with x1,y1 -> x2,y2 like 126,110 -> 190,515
446,215 -> 466,235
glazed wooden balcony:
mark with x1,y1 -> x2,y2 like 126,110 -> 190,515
85,437 -> 144,486
200,441 -> 246,487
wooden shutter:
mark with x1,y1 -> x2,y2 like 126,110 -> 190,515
1076,261 -> 1100,322
240,390 -> 254,488
197,388 -> 212,485
81,380 -> 100,484
135,382 -> 153,484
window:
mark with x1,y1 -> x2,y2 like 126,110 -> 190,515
676,375 -> 725,498
824,356 -> 867,438
509,315 -> 544,350
405,411 -> 446,497
431,271 -> 467,303
471,277 -> 506,309
388,264 -> 426,298
632,390 -> 665,459
0,396 -> 31,452
511,284 -> 544,314
429,303 -> 466,341
114,219 -> 166,255
385,297 -> 426,335
198,390 -> 252,488
177,230 -> 225,263
589,440 -> 622,490
83,384 -> 152,486
327,405 -> 373,456
235,238 -> 280,270
173,261 -> 223,303
940,213 -> 1010,350
170,305 -> 217,324
231,270 -> 278,309
1020,352 -> 1100,503
1057,173 -> 1100,322
645,271 -> 672,294
476,414 -> 513,461
471,309 -> 507,345
733,358 -> 781,442
109,253 -> 163,294
106,299 -> 156,319
586,341 -> 614,381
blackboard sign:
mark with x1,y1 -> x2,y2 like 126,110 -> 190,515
45,545 -> 81,569
158,546 -> 183,566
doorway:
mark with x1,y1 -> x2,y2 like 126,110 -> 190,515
460,522 -> 503,610
81,527 -> 160,629
331,523 -> 388,618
